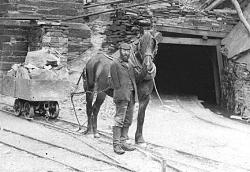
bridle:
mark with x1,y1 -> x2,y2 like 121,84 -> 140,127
136,36 -> 158,63
129,35 -> 158,79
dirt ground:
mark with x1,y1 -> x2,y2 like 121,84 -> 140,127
62,93 -> 250,171
1,93 -> 250,171
0,143 -> 75,172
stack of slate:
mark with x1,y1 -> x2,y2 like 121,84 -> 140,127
103,6 -> 153,53
7,48 -> 69,81
151,1 -> 238,32
221,60 -> 250,119
40,22 -> 69,64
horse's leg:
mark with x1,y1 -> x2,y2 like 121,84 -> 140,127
92,92 -> 106,138
84,91 -> 94,134
135,94 -> 150,144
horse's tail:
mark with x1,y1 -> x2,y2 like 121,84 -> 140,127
81,67 -> 86,80
84,62 -> 96,92
82,67 -> 87,91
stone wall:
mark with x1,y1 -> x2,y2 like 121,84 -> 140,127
0,20 -> 30,77
221,3 -> 250,118
0,0 -> 93,76
66,22 -> 92,63
2,0 -> 86,22
40,22 -> 69,64
221,57 -> 250,119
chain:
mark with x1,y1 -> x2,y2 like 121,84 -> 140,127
70,70 -> 111,130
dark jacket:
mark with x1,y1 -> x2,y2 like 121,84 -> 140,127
110,58 -> 138,102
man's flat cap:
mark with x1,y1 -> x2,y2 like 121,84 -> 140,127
119,43 -> 130,50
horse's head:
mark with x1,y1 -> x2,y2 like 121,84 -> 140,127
137,30 -> 162,72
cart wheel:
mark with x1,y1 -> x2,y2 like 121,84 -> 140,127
14,99 -> 23,116
23,102 -> 35,119
49,102 -> 59,119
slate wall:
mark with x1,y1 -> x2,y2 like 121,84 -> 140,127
0,0 -> 92,76
0,20 -> 30,77
220,3 -> 250,118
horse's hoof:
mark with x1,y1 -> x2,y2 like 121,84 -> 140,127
94,133 -> 100,138
135,136 -> 145,145
136,142 -> 147,148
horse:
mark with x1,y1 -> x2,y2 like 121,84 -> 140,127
83,30 -> 162,144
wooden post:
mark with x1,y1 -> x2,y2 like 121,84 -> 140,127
231,0 -> 250,35
215,45 -> 224,105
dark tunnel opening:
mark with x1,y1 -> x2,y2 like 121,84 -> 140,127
154,43 -> 218,104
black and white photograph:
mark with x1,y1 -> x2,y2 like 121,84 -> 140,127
0,0 -> 250,171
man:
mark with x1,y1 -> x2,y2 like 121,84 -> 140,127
110,43 -> 137,155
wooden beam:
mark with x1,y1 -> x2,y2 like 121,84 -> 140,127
161,37 -> 221,46
0,17 -> 42,20
81,0 -> 127,9
215,45 -> 223,105
156,25 -> 227,38
213,9 -> 237,15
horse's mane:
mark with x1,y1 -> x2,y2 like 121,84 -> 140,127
129,31 -> 153,69
104,31 -> 155,72
138,31 -> 154,55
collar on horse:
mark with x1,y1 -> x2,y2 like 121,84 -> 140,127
103,40 -> 156,80
101,43 -> 142,70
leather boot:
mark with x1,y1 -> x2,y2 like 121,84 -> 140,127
113,126 -> 125,155
121,127 -> 136,151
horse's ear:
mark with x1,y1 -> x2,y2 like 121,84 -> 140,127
154,32 -> 163,43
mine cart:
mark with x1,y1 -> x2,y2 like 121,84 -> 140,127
1,75 -> 69,119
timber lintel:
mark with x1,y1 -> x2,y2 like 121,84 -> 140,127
161,37 -> 221,46
156,25 -> 228,38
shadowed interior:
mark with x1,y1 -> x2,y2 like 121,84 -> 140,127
154,43 -> 217,104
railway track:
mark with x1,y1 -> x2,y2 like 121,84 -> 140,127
0,128 -> 132,172
0,102 -> 175,171
0,102 -> 197,171
0,103 -> 138,172
0,140 -> 82,172
1,101 -> 250,172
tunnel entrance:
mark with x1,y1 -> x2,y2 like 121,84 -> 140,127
154,43 -> 219,104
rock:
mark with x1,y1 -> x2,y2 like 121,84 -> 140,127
53,66 -> 69,81
25,48 -> 60,68
16,66 -> 30,79
29,68 -> 57,80
64,23 -> 91,39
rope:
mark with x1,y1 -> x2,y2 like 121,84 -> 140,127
152,78 -> 178,113
70,70 -> 111,130
152,78 -> 164,106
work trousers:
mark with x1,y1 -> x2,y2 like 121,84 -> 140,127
114,91 -> 135,128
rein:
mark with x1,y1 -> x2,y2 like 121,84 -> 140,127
130,47 -> 143,72
130,40 -> 177,113
70,69 -> 111,130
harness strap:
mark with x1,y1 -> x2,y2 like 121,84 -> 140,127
102,53 -> 114,78
129,43 -> 143,70
102,53 -> 114,60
